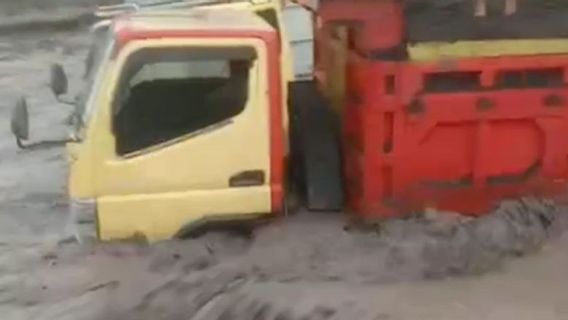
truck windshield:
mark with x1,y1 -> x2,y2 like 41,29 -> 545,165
74,26 -> 114,134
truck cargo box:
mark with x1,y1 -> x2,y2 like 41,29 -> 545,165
315,0 -> 568,219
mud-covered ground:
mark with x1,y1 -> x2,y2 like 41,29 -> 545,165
2,28 -> 568,320
0,0 -> 120,35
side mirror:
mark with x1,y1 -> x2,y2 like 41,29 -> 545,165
9,96 -> 71,150
50,63 -> 68,97
10,97 -> 29,148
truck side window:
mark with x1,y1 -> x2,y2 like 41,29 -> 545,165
113,47 -> 256,156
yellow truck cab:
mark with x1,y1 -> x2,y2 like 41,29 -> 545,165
10,1 -> 343,243
67,8 -> 286,241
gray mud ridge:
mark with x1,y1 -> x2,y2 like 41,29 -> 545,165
103,197 -> 565,320
382,197 -> 561,279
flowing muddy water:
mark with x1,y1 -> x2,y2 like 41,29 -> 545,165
0,28 -> 568,320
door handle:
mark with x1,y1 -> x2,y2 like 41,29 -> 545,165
229,170 -> 265,187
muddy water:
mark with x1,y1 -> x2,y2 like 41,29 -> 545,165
1,30 -> 568,320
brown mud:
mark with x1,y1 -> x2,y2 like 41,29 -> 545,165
1,5 -> 568,320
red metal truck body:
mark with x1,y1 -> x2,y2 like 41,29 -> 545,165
315,0 -> 568,218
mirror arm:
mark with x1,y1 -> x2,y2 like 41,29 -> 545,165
15,137 -> 27,149
56,95 -> 76,106
15,137 -> 73,150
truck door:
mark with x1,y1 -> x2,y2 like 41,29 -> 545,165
92,39 -> 274,241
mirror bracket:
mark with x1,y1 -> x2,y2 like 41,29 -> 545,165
15,137 -> 27,149
15,136 -> 72,150
56,95 -> 76,106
